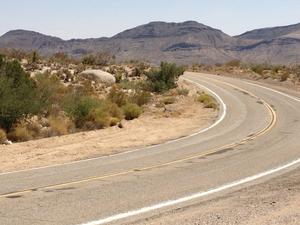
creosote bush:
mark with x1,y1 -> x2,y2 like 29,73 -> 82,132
122,103 -> 143,120
0,56 -> 43,131
145,62 -> 184,93
64,93 -> 100,128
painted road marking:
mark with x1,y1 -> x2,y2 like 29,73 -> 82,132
0,77 -> 275,199
77,158 -> 300,225
0,76 -> 226,176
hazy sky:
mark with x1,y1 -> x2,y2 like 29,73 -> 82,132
1,0 -> 300,39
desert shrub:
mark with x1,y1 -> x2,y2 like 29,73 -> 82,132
108,103 -> 124,120
197,93 -> 218,109
250,64 -> 265,75
88,107 -> 111,129
35,73 -> 69,112
226,59 -> 241,67
119,79 -> 137,90
271,65 -> 283,74
145,62 -> 184,93
64,93 -> 100,128
251,64 -> 272,75
81,51 -> 113,66
131,67 -> 142,77
162,96 -> 176,105
49,52 -> 76,65
48,115 -> 75,136
109,117 -> 120,126
108,85 -> 129,107
176,88 -> 189,96
8,121 -> 34,142
0,128 -> 7,143
131,91 -> 151,106
114,72 -> 122,83
280,72 -> 290,82
82,55 -> 96,65
0,57 -> 42,131
85,101 -> 123,129
29,50 -> 40,64
122,103 -> 143,120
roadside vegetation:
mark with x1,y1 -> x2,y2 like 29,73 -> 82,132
1,50 -> 212,144
191,60 -> 300,84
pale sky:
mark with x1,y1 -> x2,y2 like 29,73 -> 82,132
1,0 -> 300,40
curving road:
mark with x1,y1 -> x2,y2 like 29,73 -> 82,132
0,72 -> 300,225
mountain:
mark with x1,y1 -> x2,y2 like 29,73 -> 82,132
1,21 -> 300,64
234,23 -> 300,64
237,23 -> 300,40
0,30 -> 64,51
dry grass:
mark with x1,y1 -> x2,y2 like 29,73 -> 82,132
196,92 -> 218,109
49,116 -> 75,136
0,129 -> 7,143
8,121 -> 34,142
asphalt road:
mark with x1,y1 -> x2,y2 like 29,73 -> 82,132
0,73 -> 300,225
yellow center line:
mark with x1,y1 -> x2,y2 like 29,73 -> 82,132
0,77 -> 277,199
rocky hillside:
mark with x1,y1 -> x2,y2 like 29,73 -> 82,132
1,21 -> 300,64
235,23 -> 300,64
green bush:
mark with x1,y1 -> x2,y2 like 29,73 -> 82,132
82,55 -> 96,65
86,100 -> 123,129
145,62 -> 184,93
35,73 -> 69,112
64,93 -> 100,128
122,103 -> 143,120
81,52 -> 112,66
0,57 -> 42,131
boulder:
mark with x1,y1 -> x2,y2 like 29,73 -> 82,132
80,69 -> 116,85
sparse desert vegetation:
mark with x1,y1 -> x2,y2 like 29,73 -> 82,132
191,60 -> 300,87
0,51 -> 216,145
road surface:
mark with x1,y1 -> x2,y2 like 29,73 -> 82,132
0,73 -> 300,225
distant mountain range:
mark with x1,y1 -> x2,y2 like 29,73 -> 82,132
1,21 -> 300,65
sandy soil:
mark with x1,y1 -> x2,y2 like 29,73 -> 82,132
0,79 -> 218,173
133,167 -> 300,225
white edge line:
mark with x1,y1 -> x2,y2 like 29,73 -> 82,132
78,77 -> 300,225
78,158 -> 300,225
0,76 -> 226,176
242,81 -> 300,103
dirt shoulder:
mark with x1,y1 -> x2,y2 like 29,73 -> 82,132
133,167 -> 300,225
0,79 -> 218,173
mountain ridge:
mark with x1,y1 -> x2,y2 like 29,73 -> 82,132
1,21 -> 300,64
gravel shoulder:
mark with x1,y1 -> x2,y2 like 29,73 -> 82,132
0,79 -> 218,173
132,167 -> 300,225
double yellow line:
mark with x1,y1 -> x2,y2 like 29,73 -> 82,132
0,78 -> 277,199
